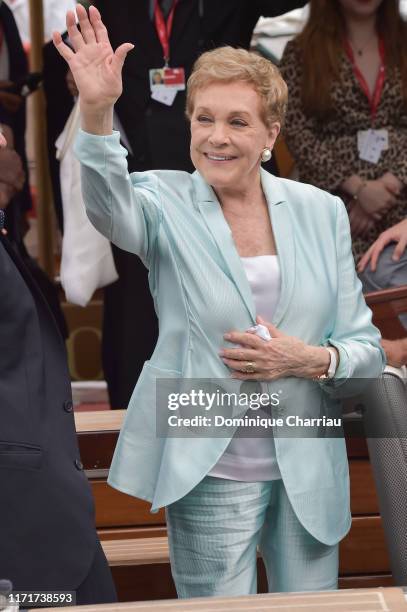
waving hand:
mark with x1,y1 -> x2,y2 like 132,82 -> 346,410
53,5 -> 134,114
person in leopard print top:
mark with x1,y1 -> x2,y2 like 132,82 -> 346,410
279,0 -> 407,261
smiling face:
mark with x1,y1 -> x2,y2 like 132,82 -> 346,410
190,81 -> 280,193
338,0 -> 383,19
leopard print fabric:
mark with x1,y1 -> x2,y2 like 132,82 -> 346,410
279,39 -> 407,260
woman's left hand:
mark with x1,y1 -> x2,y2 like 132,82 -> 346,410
220,317 -> 330,380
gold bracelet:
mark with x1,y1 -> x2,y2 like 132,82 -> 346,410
352,180 -> 367,201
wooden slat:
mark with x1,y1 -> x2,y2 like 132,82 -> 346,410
349,460 -> 379,515
75,410 -> 125,433
78,432 -> 118,470
346,437 -> 369,459
340,516 -> 390,574
89,459 -> 379,528
98,536 -> 394,602
99,560 -> 396,603
100,515 -> 389,575
38,587 -> 407,611
101,537 -> 169,567
365,285 -> 407,307
99,527 -> 167,541
338,574 -> 393,589
109,564 -> 176,602
76,409 -> 371,472
90,479 -> 165,528
365,285 -> 407,339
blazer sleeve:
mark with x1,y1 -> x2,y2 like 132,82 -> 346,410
325,197 -> 385,381
74,129 -> 162,265
279,41 -> 356,191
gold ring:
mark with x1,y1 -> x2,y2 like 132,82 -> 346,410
242,361 -> 256,374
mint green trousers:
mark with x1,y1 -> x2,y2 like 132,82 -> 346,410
166,477 -> 338,598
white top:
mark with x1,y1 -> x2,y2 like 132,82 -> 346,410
209,255 -> 282,481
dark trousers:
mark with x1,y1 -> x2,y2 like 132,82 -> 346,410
102,244 -> 158,409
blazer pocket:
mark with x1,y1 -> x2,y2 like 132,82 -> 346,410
125,361 -> 182,438
0,441 -> 43,470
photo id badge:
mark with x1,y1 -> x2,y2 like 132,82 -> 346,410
151,84 -> 177,106
163,67 -> 186,91
149,66 -> 185,106
358,128 -> 388,164
150,68 -> 165,88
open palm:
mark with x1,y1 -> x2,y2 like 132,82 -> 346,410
53,5 -> 134,110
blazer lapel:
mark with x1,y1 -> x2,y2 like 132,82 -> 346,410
260,169 -> 296,327
193,171 -> 256,322
192,169 -> 297,327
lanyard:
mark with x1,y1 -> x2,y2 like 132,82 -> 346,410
150,1 -> 205,57
150,1 -> 204,20
344,37 -> 386,122
154,0 -> 179,65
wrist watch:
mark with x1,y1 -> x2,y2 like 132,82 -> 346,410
317,347 -> 337,380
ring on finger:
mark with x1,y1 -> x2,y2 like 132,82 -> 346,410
242,361 -> 256,374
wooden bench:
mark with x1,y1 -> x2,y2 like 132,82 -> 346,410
74,410 -> 394,599
98,513 -> 394,602
365,285 -> 407,340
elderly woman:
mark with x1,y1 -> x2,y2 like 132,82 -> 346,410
54,5 -> 384,598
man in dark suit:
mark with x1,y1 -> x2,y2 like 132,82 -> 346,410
0,1 -> 32,243
0,192 -> 116,600
94,0 -> 307,409
0,2 -> 68,338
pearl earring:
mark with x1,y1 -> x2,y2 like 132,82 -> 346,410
261,147 -> 272,163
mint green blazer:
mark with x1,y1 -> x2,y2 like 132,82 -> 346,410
75,130 -> 384,546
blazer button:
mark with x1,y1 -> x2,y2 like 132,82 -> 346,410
74,459 -> 84,471
63,399 -> 73,413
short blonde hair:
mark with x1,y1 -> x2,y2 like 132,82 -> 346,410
186,47 -> 287,127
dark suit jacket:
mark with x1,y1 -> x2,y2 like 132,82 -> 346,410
97,0 -> 307,172
0,232 -> 97,590
0,3 -> 32,239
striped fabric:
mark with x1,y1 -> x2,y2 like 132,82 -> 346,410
166,476 -> 338,597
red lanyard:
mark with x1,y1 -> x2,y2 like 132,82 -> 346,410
154,0 -> 179,65
344,37 -> 386,122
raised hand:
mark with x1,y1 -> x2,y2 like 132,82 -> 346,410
52,5 -> 134,113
